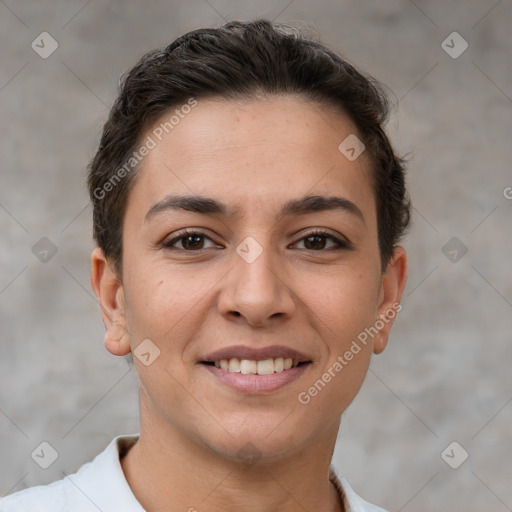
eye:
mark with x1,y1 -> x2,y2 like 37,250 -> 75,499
163,230 -> 220,251
162,229 -> 351,252
293,231 -> 353,251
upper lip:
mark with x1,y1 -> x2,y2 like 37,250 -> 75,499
201,345 -> 312,363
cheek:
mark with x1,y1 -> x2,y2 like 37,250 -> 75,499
303,264 -> 380,333
123,261 -> 189,339
299,263 -> 380,392
122,259 -> 225,356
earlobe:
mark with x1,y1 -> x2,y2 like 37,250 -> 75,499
373,246 -> 408,354
104,325 -> 131,356
90,247 -> 132,356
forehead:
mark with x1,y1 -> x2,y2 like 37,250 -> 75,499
126,96 -> 376,225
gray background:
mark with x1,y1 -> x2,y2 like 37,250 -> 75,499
1,1 -> 511,510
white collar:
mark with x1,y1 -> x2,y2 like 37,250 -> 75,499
63,434 -> 144,511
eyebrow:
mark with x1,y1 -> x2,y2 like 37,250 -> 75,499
145,194 -> 365,224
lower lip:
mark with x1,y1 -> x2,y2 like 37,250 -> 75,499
200,363 -> 311,394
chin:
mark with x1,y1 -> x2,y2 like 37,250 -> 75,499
194,414 -> 321,465
210,435 -> 304,465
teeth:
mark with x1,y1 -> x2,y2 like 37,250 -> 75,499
256,359 -> 275,375
240,359 -> 257,374
215,357 -> 301,375
228,358 -> 241,372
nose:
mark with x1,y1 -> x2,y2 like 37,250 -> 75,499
217,239 -> 296,328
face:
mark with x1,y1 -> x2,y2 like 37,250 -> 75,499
92,95 -> 407,462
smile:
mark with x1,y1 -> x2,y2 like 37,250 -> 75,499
200,363 -> 312,394
199,345 -> 313,394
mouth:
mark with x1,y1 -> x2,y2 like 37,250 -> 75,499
198,345 -> 313,394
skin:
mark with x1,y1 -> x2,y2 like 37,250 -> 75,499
91,95 -> 407,512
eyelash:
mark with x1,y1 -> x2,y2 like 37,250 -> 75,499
162,229 -> 353,252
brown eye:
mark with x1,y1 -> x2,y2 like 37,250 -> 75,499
304,235 -> 327,250
181,235 -> 205,250
164,231 -> 219,251
292,231 -> 353,251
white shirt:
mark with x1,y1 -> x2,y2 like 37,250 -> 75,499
0,435 -> 387,512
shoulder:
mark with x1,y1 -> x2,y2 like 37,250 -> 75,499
0,435 -> 142,512
0,478 -> 68,512
330,468 -> 389,512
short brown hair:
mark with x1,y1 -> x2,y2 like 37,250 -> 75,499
87,19 -> 410,275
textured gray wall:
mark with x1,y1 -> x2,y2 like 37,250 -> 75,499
1,1 -> 511,510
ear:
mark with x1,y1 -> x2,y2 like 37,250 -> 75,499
90,247 -> 131,356
373,246 -> 408,354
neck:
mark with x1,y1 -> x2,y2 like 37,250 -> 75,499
121,399 -> 344,512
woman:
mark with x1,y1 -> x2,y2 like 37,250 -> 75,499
1,19 -> 409,512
